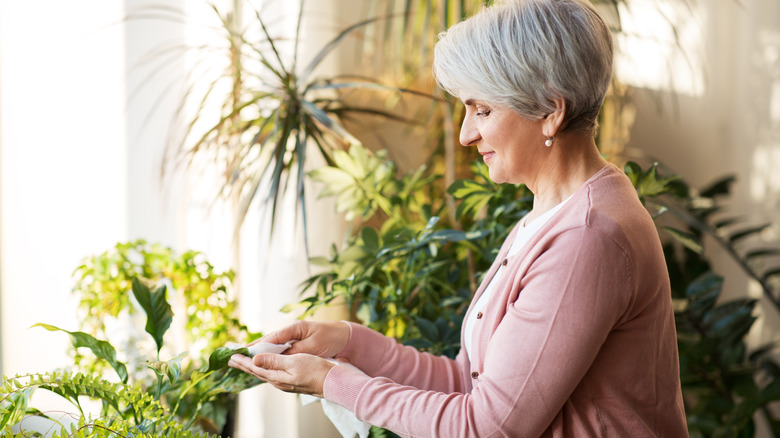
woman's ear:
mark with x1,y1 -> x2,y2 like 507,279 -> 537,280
542,97 -> 566,138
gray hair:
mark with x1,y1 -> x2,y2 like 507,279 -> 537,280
433,0 -> 613,136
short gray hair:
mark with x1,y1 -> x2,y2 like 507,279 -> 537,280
433,0 -> 613,136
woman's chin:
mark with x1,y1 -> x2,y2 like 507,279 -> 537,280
487,169 -> 506,185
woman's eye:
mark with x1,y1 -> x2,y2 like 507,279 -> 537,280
476,108 -> 491,117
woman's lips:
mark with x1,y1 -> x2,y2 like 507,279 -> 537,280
481,151 -> 495,163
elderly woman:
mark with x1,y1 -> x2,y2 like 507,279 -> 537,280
229,0 -> 688,436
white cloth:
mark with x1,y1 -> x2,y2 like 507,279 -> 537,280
300,359 -> 371,438
246,341 -> 293,355
235,342 -> 371,438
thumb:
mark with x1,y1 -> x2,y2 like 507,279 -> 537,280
259,322 -> 305,345
253,353 -> 287,370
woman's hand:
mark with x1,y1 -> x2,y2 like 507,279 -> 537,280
255,320 -> 350,358
228,353 -> 335,398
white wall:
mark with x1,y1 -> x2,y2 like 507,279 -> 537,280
0,1 -> 345,437
0,1 -> 129,375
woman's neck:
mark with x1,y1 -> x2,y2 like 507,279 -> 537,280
525,134 -> 607,223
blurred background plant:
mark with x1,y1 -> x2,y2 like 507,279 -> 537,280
71,239 -> 252,384
640,163 -> 780,437
131,0 -> 430,246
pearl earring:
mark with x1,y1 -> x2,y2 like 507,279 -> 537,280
544,136 -> 554,147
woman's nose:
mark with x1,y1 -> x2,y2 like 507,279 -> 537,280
459,115 -> 480,147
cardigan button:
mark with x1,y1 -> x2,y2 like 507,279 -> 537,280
501,258 -> 508,266
476,311 -> 483,319
471,371 -> 479,379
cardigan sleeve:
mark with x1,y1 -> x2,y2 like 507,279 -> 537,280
323,226 -> 633,437
334,322 -> 471,394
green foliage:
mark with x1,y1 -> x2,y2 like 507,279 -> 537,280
71,239 -> 246,376
7,244 -> 261,437
674,273 -> 765,437
32,323 -> 129,384
634,164 -> 780,437
0,371 -> 219,437
296,145 -> 532,357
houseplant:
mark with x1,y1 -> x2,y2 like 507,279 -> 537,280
1,277 -> 256,437
69,240 -> 251,383
132,0 -> 430,243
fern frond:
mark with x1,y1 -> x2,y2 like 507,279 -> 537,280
1,371 -> 212,437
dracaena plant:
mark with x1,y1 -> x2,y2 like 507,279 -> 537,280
133,0 -> 429,241
1,278 -> 257,437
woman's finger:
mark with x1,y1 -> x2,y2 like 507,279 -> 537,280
228,354 -> 260,378
259,321 -> 306,345
253,352 -> 287,373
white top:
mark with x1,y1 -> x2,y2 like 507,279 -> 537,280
463,197 -> 572,361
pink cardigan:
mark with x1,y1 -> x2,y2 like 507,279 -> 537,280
323,164 -> 688,437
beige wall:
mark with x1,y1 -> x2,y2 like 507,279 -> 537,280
625,1 -> 780,434
627,0 -> 779,311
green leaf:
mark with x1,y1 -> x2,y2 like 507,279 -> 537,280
361,227 -> 380,250
623,161 -> 642,188
447,179 -> 491,199
762,267 -> 780,282
707,303 -> 756,346
685,273 -> 723,317
146,352 -> 186,385
728,224 -> 771,245
760,378 -> 780,403
700,175 -> 736,198
131,277 -> 173,354
32,323 -> 128,383
416,317 -> 439,342
638,166 -> 679,199
661,226 -> 703,254
206,346 -> 250,372
713,216 -> 743,229
745,248 -> 780,259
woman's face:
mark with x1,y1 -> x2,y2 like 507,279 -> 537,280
459,99 -> 545,185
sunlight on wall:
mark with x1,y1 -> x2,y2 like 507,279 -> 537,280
751,143 -> 780,207
750,29 -> 780,207
613,0 -> 705,96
